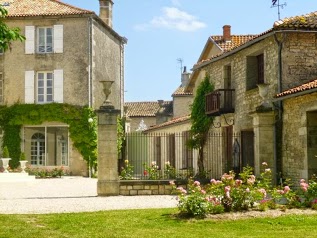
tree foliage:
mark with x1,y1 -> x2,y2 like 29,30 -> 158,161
188,75 -> 214,177
0,6 -> 25,51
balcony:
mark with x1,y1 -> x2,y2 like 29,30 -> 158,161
205,89 -> 235,116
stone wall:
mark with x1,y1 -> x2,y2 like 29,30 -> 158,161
119,180 -> 176,195
282,92 -> 317,182
173,96 -> 193,118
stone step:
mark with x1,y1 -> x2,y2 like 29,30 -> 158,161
0,173 -> 36,182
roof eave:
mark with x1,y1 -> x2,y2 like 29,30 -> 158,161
273,87 -> 317,102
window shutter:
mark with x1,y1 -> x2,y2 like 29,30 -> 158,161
54,69 -> 63,103
54,25 -> 63,53
25,71 -> 35,103
25,26 -> 35,54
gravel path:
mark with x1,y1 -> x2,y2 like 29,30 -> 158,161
0,177 -> 178,214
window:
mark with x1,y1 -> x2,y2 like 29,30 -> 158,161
25,69 -> 63,104
37,27 -> 53,53
246,53 -> 264,90
37,72 -> 53,103
224,65 -> 232,89
0,73 -> 3,103
25,25 -> 63,54
31,133 -> 45,166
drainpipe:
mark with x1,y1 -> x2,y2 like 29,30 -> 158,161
273,32 -> 285,185
88,17 -> 93,108
120,37 -> 127,115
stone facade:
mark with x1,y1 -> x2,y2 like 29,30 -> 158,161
281,92 -> 317,181
0,1 -> 125,175
191,30 -> 317,181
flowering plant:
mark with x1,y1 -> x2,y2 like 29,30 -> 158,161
119,160 -> 134,180
143,161 -> 161,180
164,161 -> 176,179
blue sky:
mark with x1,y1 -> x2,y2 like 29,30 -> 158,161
63,0 -> 317,102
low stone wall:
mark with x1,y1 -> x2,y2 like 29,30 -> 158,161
119,180 -> 184,196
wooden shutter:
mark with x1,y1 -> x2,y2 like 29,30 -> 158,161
25,71 -> 34,103
54,25 -> 63,53
53,69 -> 63,103
25,26 -> 35,54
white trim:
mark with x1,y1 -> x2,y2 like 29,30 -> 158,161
53,25 -> 63,53
53,69 -> 63,103
25,71 -> 35,103
25,26 -> 35,54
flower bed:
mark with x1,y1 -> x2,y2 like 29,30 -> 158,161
171,163 -> 317,217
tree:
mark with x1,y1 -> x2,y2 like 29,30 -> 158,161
188,74 -> 214,178
0,6 -> 25,51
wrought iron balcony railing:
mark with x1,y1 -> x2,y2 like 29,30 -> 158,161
205,89 -> 235,116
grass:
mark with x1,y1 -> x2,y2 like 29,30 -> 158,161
1,208 -> 317,238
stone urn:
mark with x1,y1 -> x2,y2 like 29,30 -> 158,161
19,160 -> 28,173
1,158 -> 11,173
257,83 -> 271,108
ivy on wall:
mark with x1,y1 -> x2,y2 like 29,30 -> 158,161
0,103 -> 97,168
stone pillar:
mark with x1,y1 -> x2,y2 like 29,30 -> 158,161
97,107 -> 120,196
251,111 -> 275,176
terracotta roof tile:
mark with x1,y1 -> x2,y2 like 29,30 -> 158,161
0,0 -> 93,17
273,12 -> 317,30
275,79 -> 317,98
172,85 -> 193,96
211,35 -> 258,53
145,115 -> 190,131
194,11 -> 317,69
125,101 -> 173,117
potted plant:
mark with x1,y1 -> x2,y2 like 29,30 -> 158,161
19,152 -> 28,173
1,146 -> 11,173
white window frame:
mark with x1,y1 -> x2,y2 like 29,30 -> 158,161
37,71 -> 53,103
37,27 -> 53,53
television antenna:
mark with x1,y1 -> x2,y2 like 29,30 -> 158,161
177,58 -> 183,75
271,0 -> 287,20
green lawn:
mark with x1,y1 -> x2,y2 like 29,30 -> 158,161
1,208 -> 317,238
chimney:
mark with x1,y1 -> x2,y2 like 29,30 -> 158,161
223,25 -> 231,42
181,66 -> 191,87
99,0 -> 113,28
158,100 -> 164,107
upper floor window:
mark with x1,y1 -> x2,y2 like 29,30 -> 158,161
25,25 -> 63,54
246,53 -> 264,90
224,65 -> 232,89
25,69 -> 64,104
37,72 -> 53,103
37,27 -> 53,53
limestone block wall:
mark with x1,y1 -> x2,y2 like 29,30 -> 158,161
282,33 -> 317,91
91,19 -> 122,110
281,92 -> 317,182
2,17 -> 90,106
119,180 -> 177,195
173,96 -> 193,118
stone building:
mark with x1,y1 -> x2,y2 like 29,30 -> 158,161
186,13 -> 317,182
124,101 -> 173,132
0,0 -> 126,175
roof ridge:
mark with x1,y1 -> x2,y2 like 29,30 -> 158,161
51,0 -> 94,14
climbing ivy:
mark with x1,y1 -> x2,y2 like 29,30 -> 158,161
0,103 -> 97,169
188,75 -> 214,178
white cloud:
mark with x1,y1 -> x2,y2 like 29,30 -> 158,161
134,7 -> 206,32
171,0 -> 181,7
